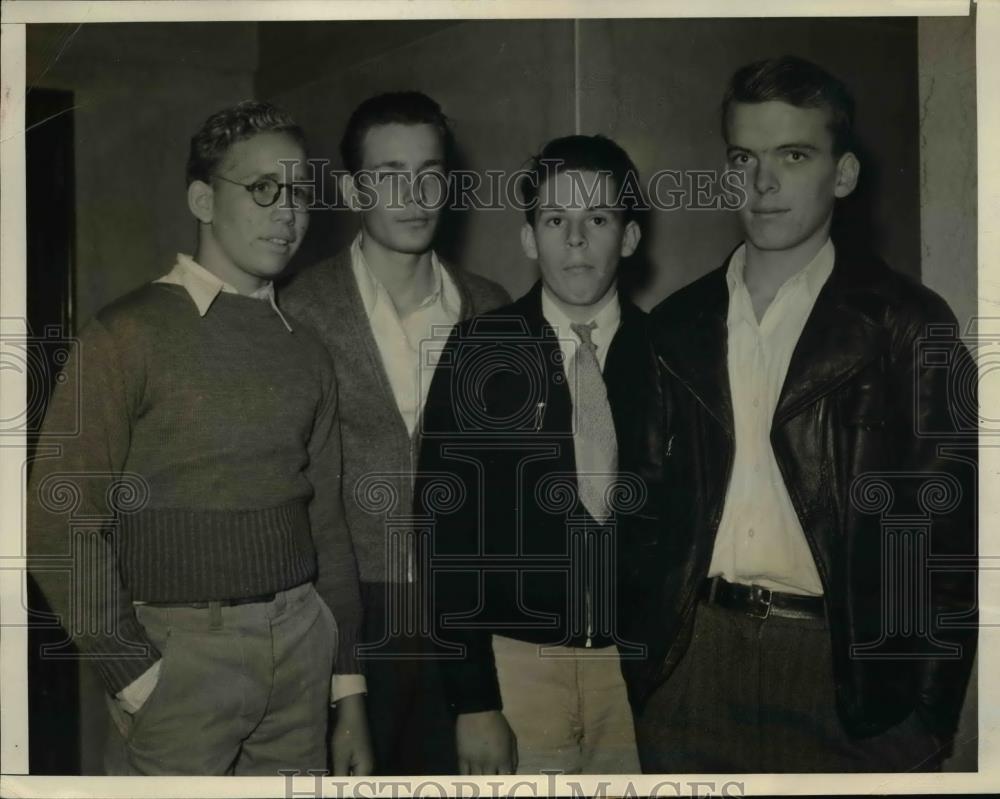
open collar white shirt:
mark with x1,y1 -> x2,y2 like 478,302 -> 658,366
350,233 -> 462,438
708,239 -> 835,596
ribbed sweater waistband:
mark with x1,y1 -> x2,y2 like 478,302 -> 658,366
118,500 -> 316,602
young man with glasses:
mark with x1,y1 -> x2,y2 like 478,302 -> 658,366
28,100 -> 372,776
281,91 -> 509,775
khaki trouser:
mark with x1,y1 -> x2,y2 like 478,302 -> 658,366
104,582 -> 337,775
492,635 -> 640,774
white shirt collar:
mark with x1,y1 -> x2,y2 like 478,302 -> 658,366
541,284 -> 621,359
349,232 -> 459,319
726,238 -> 835,306
154,254 -> 292,331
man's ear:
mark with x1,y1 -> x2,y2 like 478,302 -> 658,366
834,152 -> 860,199
620,219 -> 641,258
188,180 -> 214,224
521,222 -> 539,260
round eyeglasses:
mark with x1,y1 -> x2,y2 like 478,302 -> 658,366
214,174 -> 316,209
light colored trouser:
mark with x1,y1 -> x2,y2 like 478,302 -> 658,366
104,582 -> 337,775
493,635 -> 640,774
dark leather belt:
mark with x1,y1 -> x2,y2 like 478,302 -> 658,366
699,577 -> 825,620
139,592 -> 276,609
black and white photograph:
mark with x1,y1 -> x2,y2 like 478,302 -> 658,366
0,1 -> 993,796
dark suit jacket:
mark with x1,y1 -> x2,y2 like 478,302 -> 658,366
633,245 -> 977,740
416,282 -> 662,714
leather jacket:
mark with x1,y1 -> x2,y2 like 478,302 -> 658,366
623,246 -> 977,740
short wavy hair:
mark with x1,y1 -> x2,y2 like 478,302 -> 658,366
186,100 -> 306,185
722,56 -> 856,156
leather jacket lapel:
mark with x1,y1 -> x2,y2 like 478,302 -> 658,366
773,259 -> 883,428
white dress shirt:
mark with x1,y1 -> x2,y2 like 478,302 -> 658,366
350,233 -> 462,437
708,240 -> 835,596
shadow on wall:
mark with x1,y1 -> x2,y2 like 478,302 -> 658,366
832,138 -> 884,260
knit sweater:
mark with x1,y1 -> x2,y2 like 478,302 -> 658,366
27,283 -> 362,694
280,249 -> 510,584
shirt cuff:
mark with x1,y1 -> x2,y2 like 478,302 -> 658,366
330,673 -> 367,704
115,658 -> 162,714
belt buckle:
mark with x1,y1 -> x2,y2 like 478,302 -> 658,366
748,585 -> 772,620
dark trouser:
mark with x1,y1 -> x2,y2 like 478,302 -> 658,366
635,600 -> 945,773
104,582 -> 336,775
359,580 -> 457,775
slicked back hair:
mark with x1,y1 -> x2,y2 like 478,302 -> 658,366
340,91 -> 454,176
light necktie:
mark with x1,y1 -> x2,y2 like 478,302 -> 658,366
569,321 -> 618,521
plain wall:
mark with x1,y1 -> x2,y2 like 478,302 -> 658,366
27,23 -> 258,328
919,15 -> 978,333
918,13 -> 978,772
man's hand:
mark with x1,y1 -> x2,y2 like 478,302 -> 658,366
330,694 -> 374,776
455,710 -> 518,774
